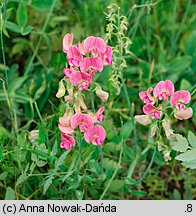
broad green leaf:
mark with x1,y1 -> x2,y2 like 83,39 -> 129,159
106,179 -> 124,192
6,21 -> 21,33
103,158 -> 121,170
175,150 -> 196,162
17,0 -> 28,27
182,159 -> 196,169
16,174 -> 28,186
9,77 -> 27,92
180,79 -> 192,91
120,120 -> 133,140
0,172 -> 8,181
21,25 -> 33,35
5,187 -> 15,200
37,160 -> 47,167
0,147 -> 2,161
171,134 -> 189,152
188,131 -> 196,149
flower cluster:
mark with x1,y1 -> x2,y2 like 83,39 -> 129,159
57,33 -> 112,150
135,80 -> 193,126
62,33 -> 112,91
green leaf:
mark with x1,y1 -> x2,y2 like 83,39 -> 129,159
182,159 -> 196,169
166,56 -> 192,73
0,147 -> 2,161
175,150 -> 196,162
16,174 -> 28,186
37,160 -> 47,167
5,187 -> 15,200
75,190 -> 83,200
0,172 -> 8,181
180,79 -> 192,91
106,179 -> 124,192
6,21 -> 21,33
21,25 -> 33,35
55,151 -> 70,170
131,190 -> 147,197
39,125 -> 46,143
17,0 -> 28,28
188,131 -> 196,149
43,175 -> 54,195
171,134 -> 189,152
120,120 -> 133,140
31,0 -> 53,11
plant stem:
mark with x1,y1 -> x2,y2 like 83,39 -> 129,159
77,131 -> 82,177
24,0 -> 57,76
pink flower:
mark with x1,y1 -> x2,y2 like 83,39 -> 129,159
60,133 -> 76,150
80,57 -> 103,73
143,104 -> 162,119
83,36 -> 106,55
64,68 -> 72,76
69,71 -> 92,90
170,90 -> 191,107
67,45 -> 82,67
134,115 -> 151,125
153,80 -> 174,100
89,107 -> 105,123
139,87 -> 155,104
84,125 -> 106,146
170,90 -> 192,120
58,111 -> 74,134
100,45 -> 112,65
62,33 -> 74,53
70,113 -> 94,132
174,107 -> 193,120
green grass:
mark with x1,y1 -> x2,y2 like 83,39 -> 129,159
0,0 -> 195,200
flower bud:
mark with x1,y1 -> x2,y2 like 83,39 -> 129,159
95,86 -> 109,102
163,151 -> 171,163
56,80 -> 65,98
162,118 -> 175,141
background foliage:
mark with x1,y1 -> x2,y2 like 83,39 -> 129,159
0,0 -> 195,200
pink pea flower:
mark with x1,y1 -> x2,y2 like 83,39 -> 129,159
67,45 -> 82,67
153,80 -> 174,101
69,71 -> 92,91
62,33 -> 74,53
80,57 -> 103,73
139,87 -> 155,104
84,125 -> 106,146
143,104 -> 162,119
58,110 -> 74,134
83,36 -> 106,55
134,115 -> 151,125
170,90 -> 191,107
60,133 -> 76,150
100,45 -> 112,65
89,107 -> 105,123
70,113 -> 94,132
170,90 -> 193,120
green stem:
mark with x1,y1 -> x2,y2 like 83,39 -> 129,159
130,147 -> 156,186
24,0 -> 57,76
77,131 -> 82,176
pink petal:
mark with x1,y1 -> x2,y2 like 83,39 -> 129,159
84,125 -> 106,145
143,104 -> 161,119
101,45 -> 112,65
139,87 -> 154,104
153,80 -> 174,100
170,90 -> 191,107
62,33 -> 74,53
67,45 -> 82,67
60,133 -> 76,150
80,57 -> 103,73
174,107 -> 193,120
83,36 -> 106,54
